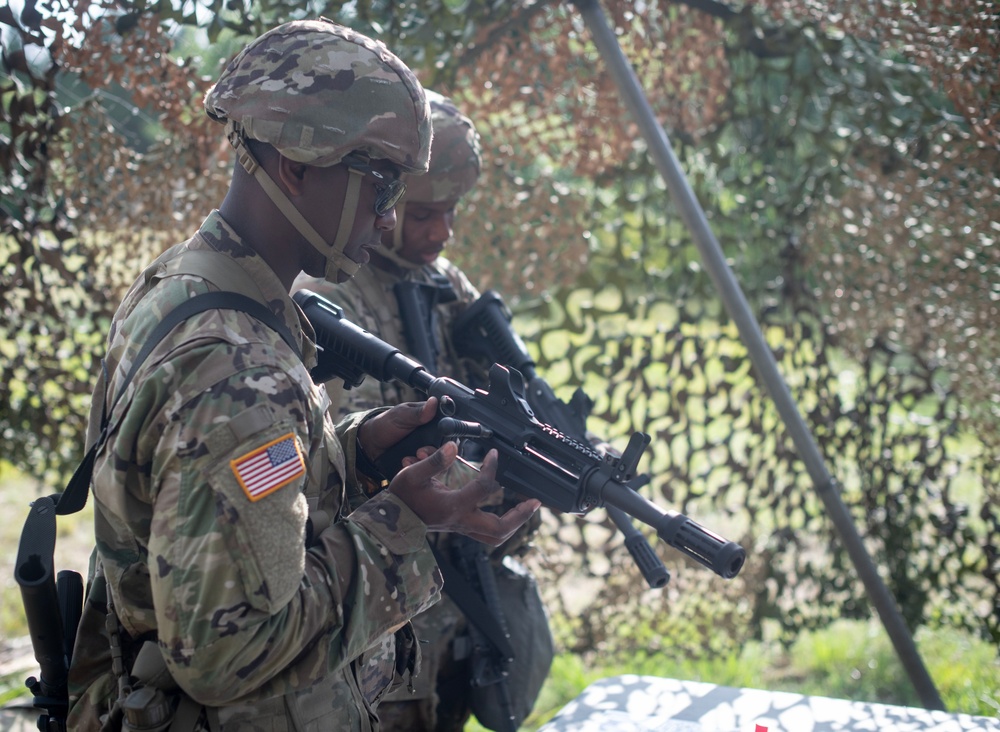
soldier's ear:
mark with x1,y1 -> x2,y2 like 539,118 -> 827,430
276,154 -> 309,196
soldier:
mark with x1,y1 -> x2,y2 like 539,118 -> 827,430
294,91 -> 553,731
65,20 -> 540,732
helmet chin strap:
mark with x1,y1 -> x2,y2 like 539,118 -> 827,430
375,201 -> 423,271
326,171 -> 364,280
227,124 -> 363,280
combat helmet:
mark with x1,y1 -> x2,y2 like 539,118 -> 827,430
385,89 -> 482,267
204,18 -> 432,280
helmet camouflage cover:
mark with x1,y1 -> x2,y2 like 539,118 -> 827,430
204,18 -> 431,173
403,89 -> 482,203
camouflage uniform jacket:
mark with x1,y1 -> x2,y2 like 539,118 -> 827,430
66,211 -> 442,732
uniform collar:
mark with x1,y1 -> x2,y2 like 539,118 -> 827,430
194,210 -> 318,366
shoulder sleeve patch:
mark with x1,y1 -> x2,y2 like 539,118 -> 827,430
231,432 -> 305,502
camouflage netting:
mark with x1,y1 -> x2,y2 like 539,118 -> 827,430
2,0 -> 997,671
438,1 -> 998,656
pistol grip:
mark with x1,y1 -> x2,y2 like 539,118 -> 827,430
374,421 -> 443,478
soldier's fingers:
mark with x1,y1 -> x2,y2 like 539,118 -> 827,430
391,440 -> 457,489
361,399 -> 440,457
446,452 -> 497,507
474,449 -> 498,489
494,498 -> 543,536
445,449 -> 501,508
386,398 -> 437,429
462,499 -> 542,546
400,445 -> 438,468
415,445 -> 437,460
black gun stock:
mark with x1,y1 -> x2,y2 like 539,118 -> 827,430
296,289 -> 745,580
14,495 -> 83,732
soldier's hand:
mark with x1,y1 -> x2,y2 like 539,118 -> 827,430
389,443 -> 541,546
357,398 -> 438,460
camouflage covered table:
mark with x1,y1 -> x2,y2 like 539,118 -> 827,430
539,675 -> 999,732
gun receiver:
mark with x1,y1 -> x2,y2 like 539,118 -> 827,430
295,289 -> 745,580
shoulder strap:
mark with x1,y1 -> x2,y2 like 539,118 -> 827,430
55,291 -> 301,516
118,292 -> 301,400
161,248 -> 268,304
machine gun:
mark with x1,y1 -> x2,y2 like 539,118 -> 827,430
294,289 -> 746,580
452,290 -> 671,588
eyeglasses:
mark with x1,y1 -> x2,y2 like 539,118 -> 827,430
342,155 -> 406,217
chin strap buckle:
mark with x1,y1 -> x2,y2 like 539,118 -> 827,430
226,121 -> 259,176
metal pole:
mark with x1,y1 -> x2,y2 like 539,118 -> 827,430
570,0 -> 944,710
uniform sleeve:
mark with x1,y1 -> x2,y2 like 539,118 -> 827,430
143,359 -> 441,706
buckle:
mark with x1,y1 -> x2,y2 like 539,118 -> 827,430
226,122 -> 258,175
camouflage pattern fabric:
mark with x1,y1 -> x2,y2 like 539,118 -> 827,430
385,90 -> 483,267
204,18 -> 431,173
293,258 -> 544,732
67,210 -> 443,731
401,90 -> 481,204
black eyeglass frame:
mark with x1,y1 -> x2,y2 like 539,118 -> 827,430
342,154 -> 406,217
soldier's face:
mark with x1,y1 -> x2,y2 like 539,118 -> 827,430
392,199 -> 458,266
302,158 -> 401,281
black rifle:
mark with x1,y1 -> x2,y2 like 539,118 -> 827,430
14,495 -> 84,732
393,275 -> 458,373
396,279 -> 537,731
294,289 -> 746,580
452,290 -> 671,588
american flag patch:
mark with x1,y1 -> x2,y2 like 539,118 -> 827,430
231,433 -> 305,502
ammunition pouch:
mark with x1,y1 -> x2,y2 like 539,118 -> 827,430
118,642 -> 216,732
78,571 -> 211,732
120,643 -> 179,732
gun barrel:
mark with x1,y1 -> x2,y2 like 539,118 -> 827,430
659,513 -> 746,580
598,478 -> 746,579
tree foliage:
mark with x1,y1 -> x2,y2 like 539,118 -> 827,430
2,0 -> 997,654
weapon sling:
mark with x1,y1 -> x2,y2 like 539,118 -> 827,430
14,292 -> 300,732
